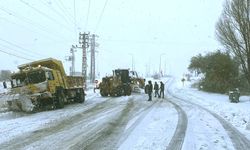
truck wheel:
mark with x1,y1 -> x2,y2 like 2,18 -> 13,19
77,89 -> 85,103
56,91 -> 65,109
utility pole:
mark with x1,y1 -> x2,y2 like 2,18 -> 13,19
159,53 -> 166,76
90,34 -> 98,83
128,53 -> 134,71
164,59 -> 167,77
70,45 -> 76,76
65,45 -> 76,76
79,32 -> 89,88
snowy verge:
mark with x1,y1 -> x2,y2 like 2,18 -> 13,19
169,77 -> 250,139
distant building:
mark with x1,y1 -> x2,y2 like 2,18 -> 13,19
0,70 -> 12,81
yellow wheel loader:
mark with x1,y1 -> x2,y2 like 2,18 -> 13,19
99,69 -> 132,97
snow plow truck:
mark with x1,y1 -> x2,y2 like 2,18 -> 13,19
4,58 -> 85,112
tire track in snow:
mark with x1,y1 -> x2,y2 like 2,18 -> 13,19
165,99 -> 188,150
168,79 -> 250,150
77,95 -> 158,150
72,99 -> 136,150
0,96 -> 128,149
116,99 -> 159,147
157,79 -> 188,150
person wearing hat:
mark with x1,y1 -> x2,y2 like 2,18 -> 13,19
154,81 -> 160,98
159,81 -> 165,98
148,80 -> 153,101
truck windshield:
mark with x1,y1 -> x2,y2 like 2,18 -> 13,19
28,70 -> 46,84
11,70 -> 46,87
11,73 -> 27,87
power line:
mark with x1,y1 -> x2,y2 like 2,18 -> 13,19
95,0 -> 109,32
85,0 -> 91,30
54,0 -> 78,41
0,49 -> 33,61
56,0 -> 75,24
19,0 -> 75,34
0,37 -> 47,57
0,43 -> 40,59
0,16 -> 64,42
0,7 -> 71,41
40,0 -> 73,27
74,0 -> 78,41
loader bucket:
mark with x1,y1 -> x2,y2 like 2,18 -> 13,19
5,94 -> 35,112
131,84 -> 141,93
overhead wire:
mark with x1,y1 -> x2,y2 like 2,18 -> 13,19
54,0 -> 78,41
56,0 -> 75,24
95,0 -> 109,32
84,0 -> 91,30
0,37 -> 47,57
0,1 -> 85,62
40,0 -> 74,27
0,16 -> 65,43
0,49 -> 34,61
0,43 -> 39,60
74,0 -> 78,41
0,7 -> 70,41
19,0 -> 75,35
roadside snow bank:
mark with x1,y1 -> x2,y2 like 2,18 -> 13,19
0,82 -> 10,111
169,77 -> 250,137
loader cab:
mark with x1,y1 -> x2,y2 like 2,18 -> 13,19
129,71 -> 138,78
113,69 -> 130,84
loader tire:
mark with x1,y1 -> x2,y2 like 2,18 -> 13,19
100,90 -> 108,97
126,88 -> 132,96
123,85 -> 131,96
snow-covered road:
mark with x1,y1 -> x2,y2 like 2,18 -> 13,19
0,78 -> 250,150
0,91 -> 177,150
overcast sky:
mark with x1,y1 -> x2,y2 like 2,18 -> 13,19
0,0 -> 224,77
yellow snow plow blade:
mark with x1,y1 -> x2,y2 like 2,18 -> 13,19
5,94 -> 35,112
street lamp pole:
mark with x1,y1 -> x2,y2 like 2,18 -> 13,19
129,53 -> 134,70
159,53 -> 166,76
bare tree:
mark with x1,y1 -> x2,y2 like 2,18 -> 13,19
216,0 -> 250,83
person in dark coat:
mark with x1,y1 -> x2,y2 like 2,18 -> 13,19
154,82 -> 160,97
145,84 -> 149,94
3,81 -> 7,89
159,81 -> 165,98
148,80 -> 153,101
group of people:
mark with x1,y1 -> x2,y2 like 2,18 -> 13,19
145,80 -> 165,101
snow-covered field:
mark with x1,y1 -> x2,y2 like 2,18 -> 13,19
0,78 -> 250,149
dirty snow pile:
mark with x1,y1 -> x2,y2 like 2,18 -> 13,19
169,77 -> 250,139
0,81 -> 9,93
0,82 -> 10,111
